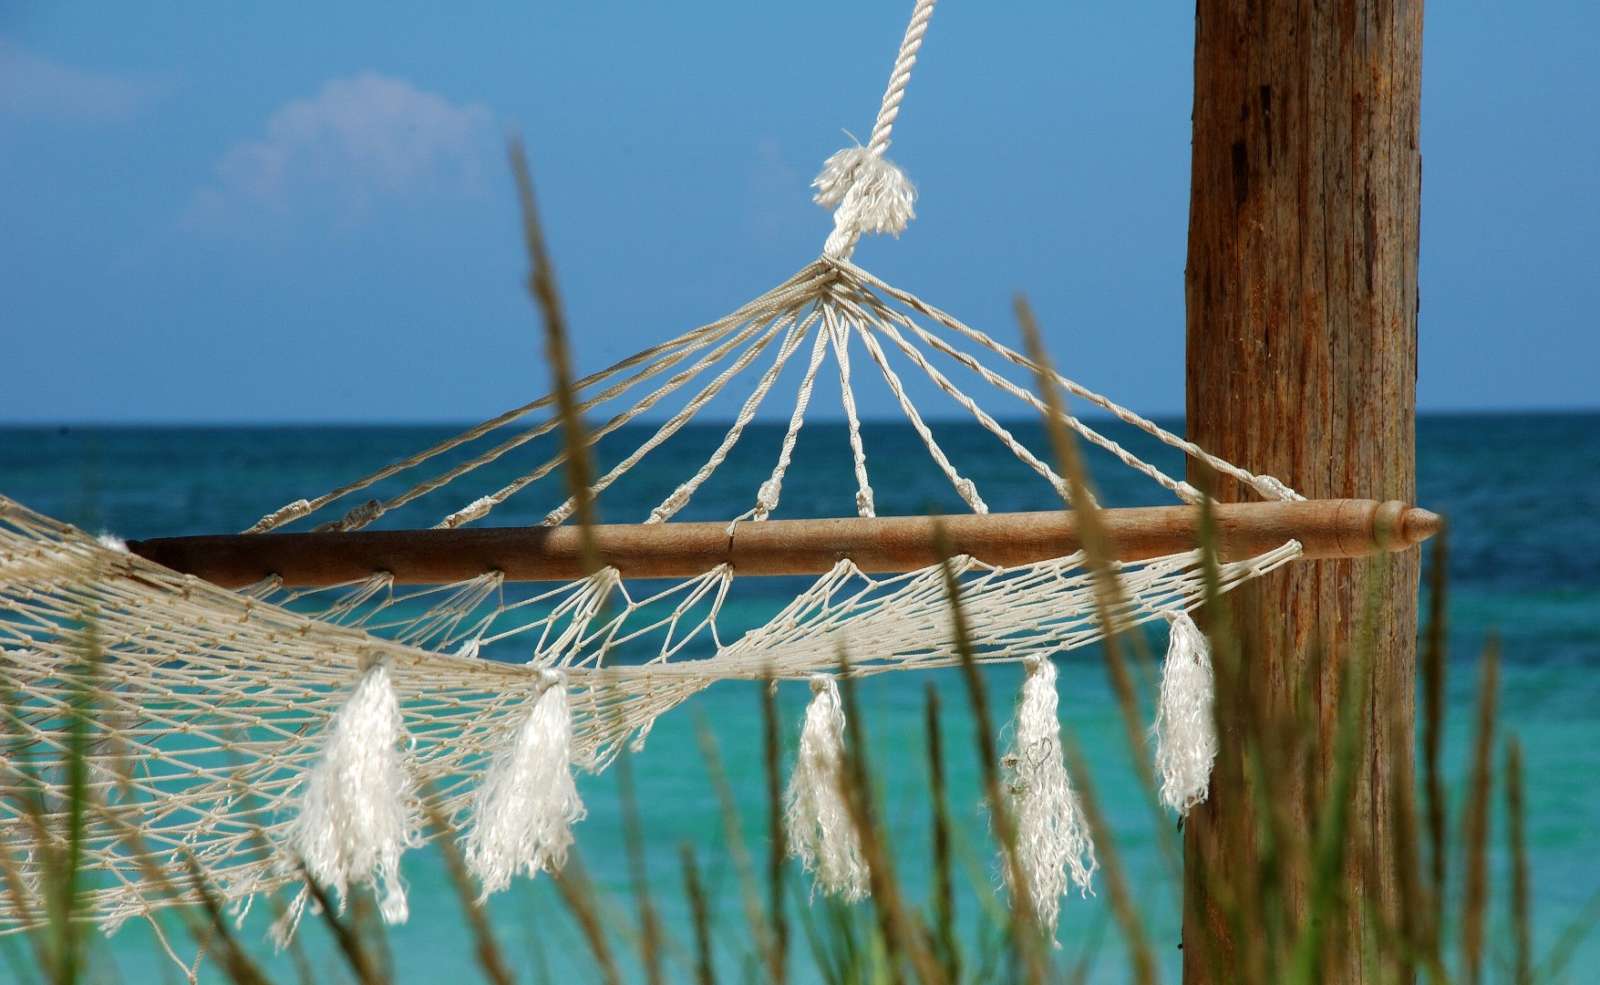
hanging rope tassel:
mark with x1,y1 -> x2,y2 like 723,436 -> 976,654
784,674 -> 868,900
463,669 -> 586,897
1003,655 -> 1096,935
286,661 -> 419,925
1152,611 -> 1218,815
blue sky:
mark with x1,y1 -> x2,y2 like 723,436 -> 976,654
1,2 -> 1595,423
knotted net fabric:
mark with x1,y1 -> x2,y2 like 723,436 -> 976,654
0,255 -> 1300,934
0,0 -> 1305,940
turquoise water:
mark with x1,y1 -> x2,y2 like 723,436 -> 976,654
2,413 -> 1597,982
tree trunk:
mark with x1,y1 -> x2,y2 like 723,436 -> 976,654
1182,1 -> 1423,982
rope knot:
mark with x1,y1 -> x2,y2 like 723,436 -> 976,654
953,477 -> 986,513
814,147 -> 917,259
441,496 -> 496,529
755,478 -> 782,515
1249,474 -> 1303,501
648,483 -> 694,524
320,498 -> 382,533
248,498 -> 312,534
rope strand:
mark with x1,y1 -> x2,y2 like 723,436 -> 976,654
868,0 -> 939,156
814,0 -> 940,260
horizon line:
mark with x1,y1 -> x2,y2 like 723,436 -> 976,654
3,405 -> 1597,429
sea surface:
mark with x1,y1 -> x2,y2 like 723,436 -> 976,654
2,413 -> 1597,982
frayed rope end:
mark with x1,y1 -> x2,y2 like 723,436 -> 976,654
814,146 -> 917,257
784,674 -> 869,901
463,669 -> 586,899
1153,612 -> 1217,816
1004,654 -> 1097,936
285,662 -> 420,928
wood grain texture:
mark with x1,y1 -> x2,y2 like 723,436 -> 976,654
1182,0 -> 1423,981
125,500 -> 1438,588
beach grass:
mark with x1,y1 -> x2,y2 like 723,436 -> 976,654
3,530 -> 1592,983
3,142 -> 1596,984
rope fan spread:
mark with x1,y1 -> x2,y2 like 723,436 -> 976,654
0,0 -> 1440,945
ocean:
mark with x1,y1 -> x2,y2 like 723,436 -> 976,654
2,413 -> 1597,982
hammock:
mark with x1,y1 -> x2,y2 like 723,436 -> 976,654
0,0 -> 1437,945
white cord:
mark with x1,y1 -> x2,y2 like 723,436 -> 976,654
814,0 -> 939,260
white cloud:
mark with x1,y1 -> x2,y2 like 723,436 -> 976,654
185,73 -> 494,228
0,37 -> 157,121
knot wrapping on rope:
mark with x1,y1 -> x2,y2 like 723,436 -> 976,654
814,146 -> 917,260
335,498 -> 384,532
1249,473 -> 1304,502
953,477 -> 987,514
854,485 -> 876,518
752,477 -> 783,521
248,498 -> 312,534
648,483 -> 695,525
440,496 -> 496,529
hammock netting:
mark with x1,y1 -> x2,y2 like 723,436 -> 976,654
0,255 -> 1301,934
0,0 -> 1308,945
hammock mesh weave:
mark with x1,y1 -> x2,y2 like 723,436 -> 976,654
0,256 -> 1302,934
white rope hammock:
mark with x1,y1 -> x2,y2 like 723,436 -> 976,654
0,0 -> 1418,946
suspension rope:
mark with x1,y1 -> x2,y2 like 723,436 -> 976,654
814,0 -> 939,260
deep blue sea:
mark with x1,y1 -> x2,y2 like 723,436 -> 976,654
2,414 -> 1597,982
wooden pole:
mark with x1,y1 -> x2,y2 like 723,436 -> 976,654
124,500 -> 1439,589
1183,1 -> 1423,981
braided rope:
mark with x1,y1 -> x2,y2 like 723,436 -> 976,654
745,323 -> 833,523
540,310 -> 800,528
815,0 -> 939,260
847,301 -> 989,513
826,306 -> 876,517
646,306 -> 823,524
433,315 -> 782,529
832,287 -> 1082,507
867,0 -> 939,156
1,490 -> 1300,935
246,263 -> 832,533
0,0 -> 1325,941
841,260 -> 1304,502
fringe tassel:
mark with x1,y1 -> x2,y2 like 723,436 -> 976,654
1003,655 -> 1096,935
784,674 -> 868,900
464,669 -> 585,897
286,661 -> 419,924
1153,612 -> 1217,815
269,887 -> 309,950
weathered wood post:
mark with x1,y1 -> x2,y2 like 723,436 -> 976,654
1183,1 -> 1423,981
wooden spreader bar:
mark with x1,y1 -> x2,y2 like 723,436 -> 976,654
126,499 -> 1441,590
